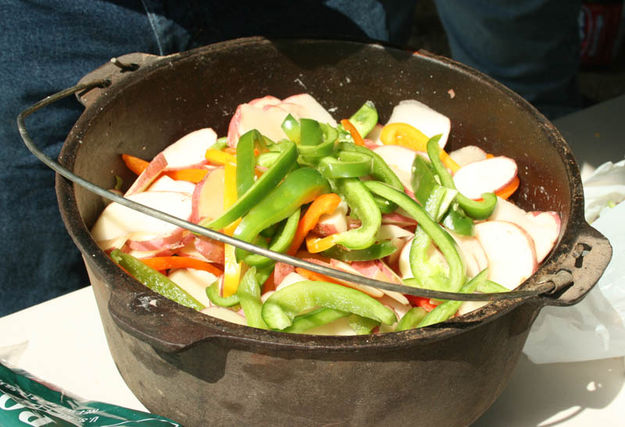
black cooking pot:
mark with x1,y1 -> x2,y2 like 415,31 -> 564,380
50,38 -> 610,426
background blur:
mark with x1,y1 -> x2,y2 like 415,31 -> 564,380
409,0 -> 625,107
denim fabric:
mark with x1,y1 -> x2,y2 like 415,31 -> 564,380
434,0 -> 583,118
0,0 -> 581,316
0,0 -> 404,316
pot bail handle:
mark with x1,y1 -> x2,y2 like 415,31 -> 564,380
541,221 -> 612,307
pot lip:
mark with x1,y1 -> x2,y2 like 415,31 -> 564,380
57,36 -> 585,351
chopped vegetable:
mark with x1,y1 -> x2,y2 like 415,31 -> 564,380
121,154 -> 149,175
245,208 -> 300,267
233,167 -> 330,261
331,178 -> 381,250
140,256 -> 223,276
110,249 -> 204,311
261,281 -> 396,330
396,307 -> 428,331
287,193 -> 342,255
206,281 -> 240,307
380,123 -> 460,172
427,137 -> 497,220
283,308 -> 349,333
164,168 -> 208,183
96,94 -> 562,336
340,119 -> 366,146
237,268 -> 267,329
202,140 -> 298,231
345,100 -> 378,139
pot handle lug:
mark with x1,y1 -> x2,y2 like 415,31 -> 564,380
539,221 -> 612,307
107,280 -> 233,353
76,52 -> 161,108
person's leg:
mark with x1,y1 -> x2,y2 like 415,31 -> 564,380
0,0 -> 172,315
1,0 -> 410,316
434,0 -> 583,119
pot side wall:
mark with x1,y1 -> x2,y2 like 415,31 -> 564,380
86,259 -> 539,427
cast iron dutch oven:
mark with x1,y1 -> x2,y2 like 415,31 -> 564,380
46,38 -> 611,426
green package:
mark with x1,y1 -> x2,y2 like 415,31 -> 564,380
0,362 -> 179,426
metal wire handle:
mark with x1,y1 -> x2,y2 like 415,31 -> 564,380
17,79 -> 561,302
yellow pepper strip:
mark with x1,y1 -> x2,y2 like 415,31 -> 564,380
222,162 -> 242,297
206,148 -> 263,177
380,123 -> 460,173
305,234 -> 338,253
206,149 -> 237,167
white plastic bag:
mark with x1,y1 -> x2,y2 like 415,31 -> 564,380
524,160 -> 625,363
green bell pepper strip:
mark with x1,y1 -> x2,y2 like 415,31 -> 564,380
300,118 -> 323,146
411,155 -> 457,222
337,142 -> 403,190
237,267 -> 268,329
255,264 -> 275,287
365,181 -> 466,292
395,307 -> 428,331
201,140 -> 298,230
206,280 -> 240,307
282,308 -> 349,333
110,249 -> 204,311
373,195 -> 396,214
297,137 -> 336,162
259,222 -> 279,238
236,130 -> 262,197
418,269 -> 488,327
426,137 -> 497,220
321,122 -> 338,144
317,151 -> 372,179
347,100 -> 378,138
408,228 -> 450,291
233,167 -> 330,261
338,142 -> 403,214
332,178 -> 381,250
281,114 -> 300,143
411,154 -> 439,204
348,314 -> 380,335
211,136 -> 228,151
261,281 -> 396,330
322,240 -> 397,262
244,208 -> 301,267
256,152 -> 281,169
442,203 -> 474,236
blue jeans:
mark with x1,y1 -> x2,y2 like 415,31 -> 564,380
0,0 -> 580,316
434,0 -> 583,119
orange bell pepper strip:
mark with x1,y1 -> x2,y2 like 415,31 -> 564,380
295,267 -> 341,285
341,119 -> 366,146
305,234 -> 338,254
140,256 -> 223,276
165,168 -> 208,183
495,176 -> 520,200
287,193 -> 342,255
121,154 -> 149,175
380,123 -> 460,172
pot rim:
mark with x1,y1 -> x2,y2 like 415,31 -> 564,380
56,37 -> 598,353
